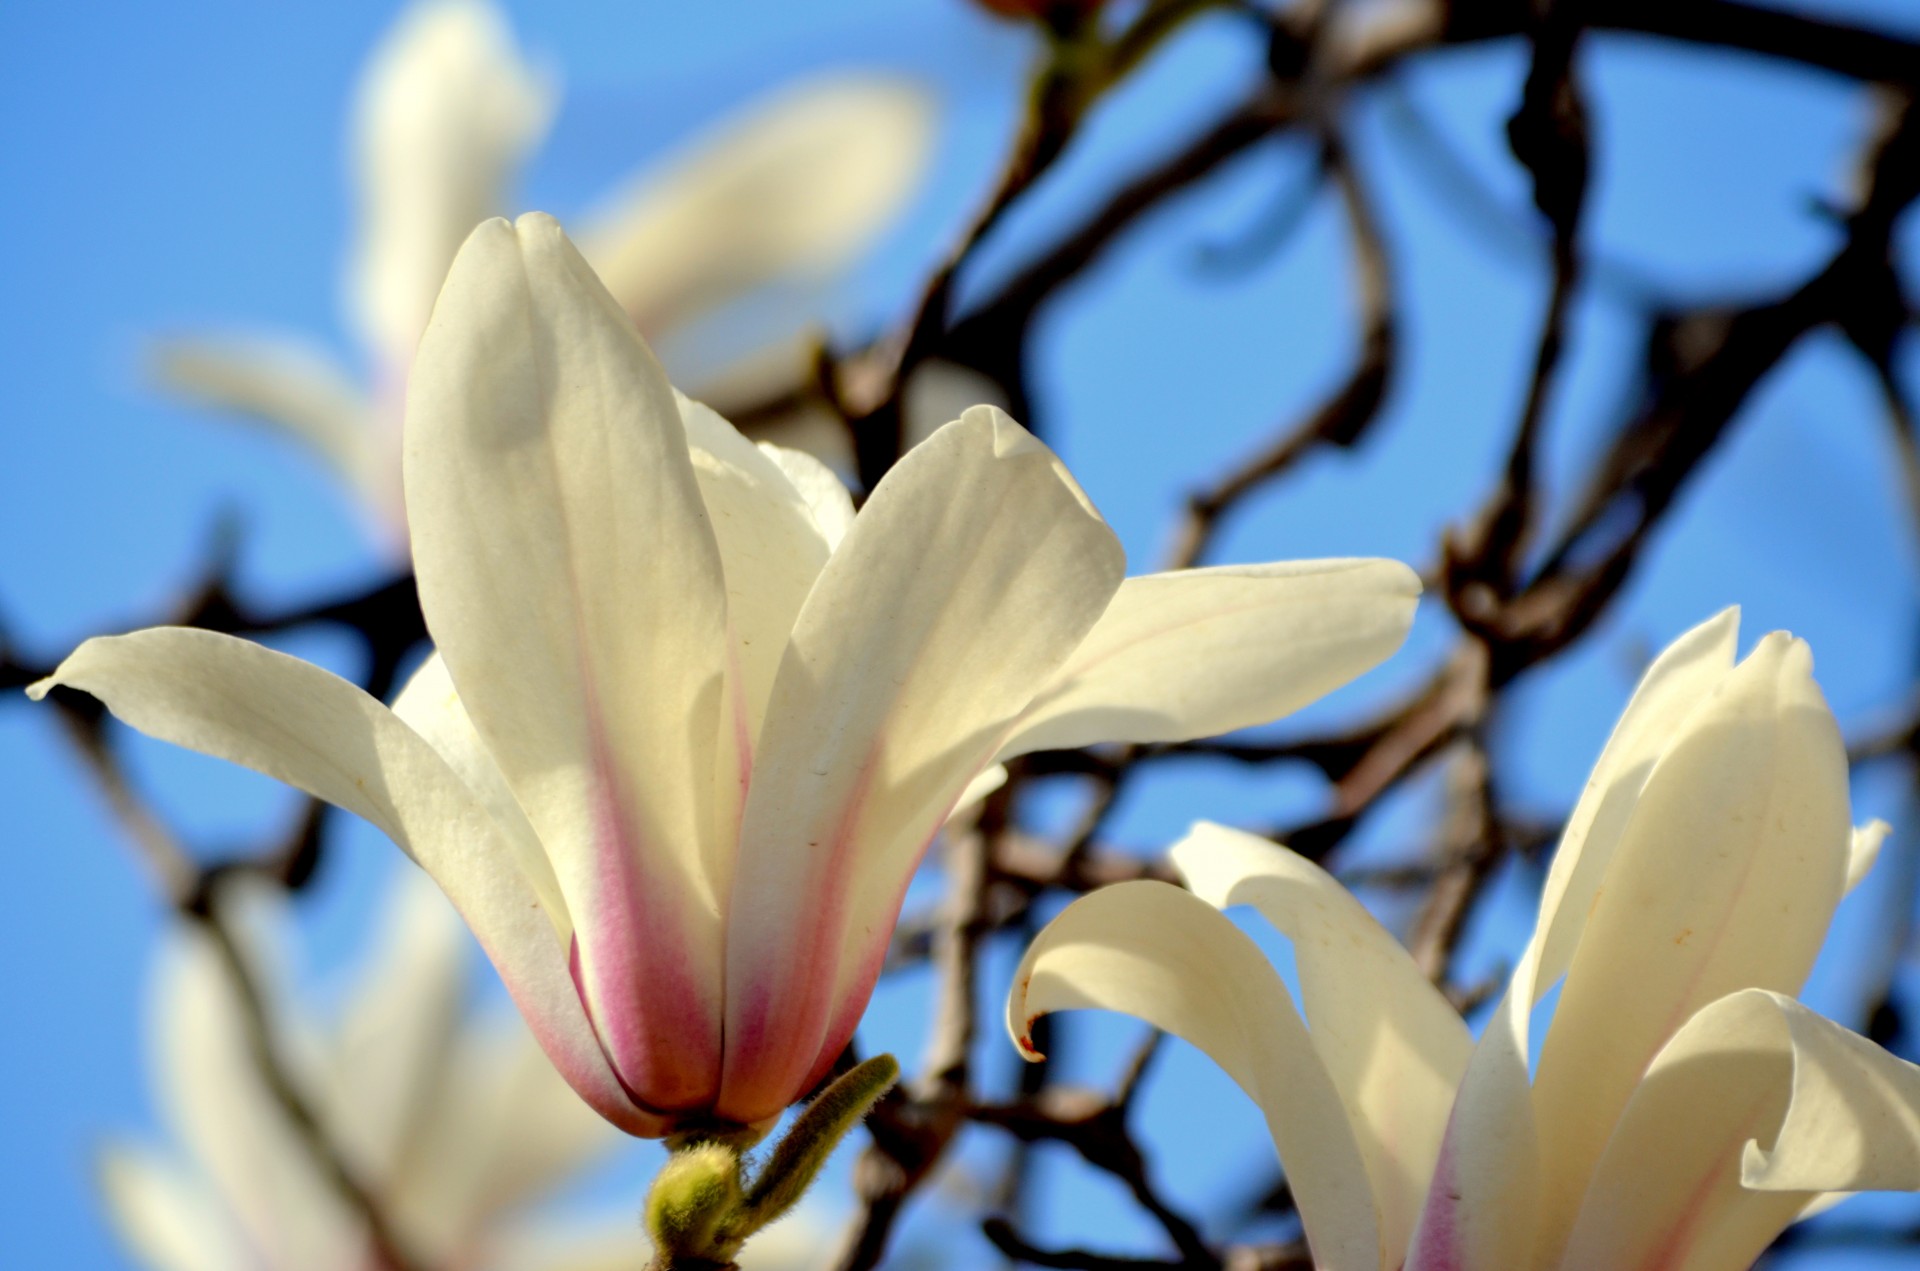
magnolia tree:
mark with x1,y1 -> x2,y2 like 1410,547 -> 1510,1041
13,1 -> 1920,1269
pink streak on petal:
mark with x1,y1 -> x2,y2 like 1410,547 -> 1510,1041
721,752 -> 1000,1124
481,941 -> 666,1137
418,854 -> 663,1135
1627,1091 -> 1777,1271
562,937 -> 684,1127
799,858 -> 919,1093
570,708 -> 722,1114
729,634 -> 754,808
1405,1133 -> 1464,1271
720,743 -> 884,1123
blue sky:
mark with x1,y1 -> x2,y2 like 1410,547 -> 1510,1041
6,1 -> 1920,1266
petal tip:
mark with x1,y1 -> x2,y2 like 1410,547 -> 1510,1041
963,404 -> 1038,458
1386,558 -> 1424,596
514,209 -> 563,236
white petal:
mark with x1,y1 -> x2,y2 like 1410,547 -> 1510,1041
150,335 -> 383,509
407,214 -> 736,1106
677,331 -> 857,475
1743,993 -> 1920,1192
721,408 -> 1124,1121
947,764 -> 1008,828
997,560 -> 1420,759
97,1143 -> 247,1271
1846,818 -> 1892,894
1407,608 -> 1743,1270
579,75 -> 933,333
1173,823 -> 1469,1257
1531,608 -> 1744,986
901,358 -> 1010,453
675,391 -> 834,740
1529,633 -> 1851,1262
760,440 -> 855,550
32,628 -> 652,1134
348,0 -> 554,367
390,652 -> 562,928
1560,990 -> 1920,1271
1009,881 -> 1383,1270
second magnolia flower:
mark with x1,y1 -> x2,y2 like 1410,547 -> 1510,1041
37,213 -> 1420,1135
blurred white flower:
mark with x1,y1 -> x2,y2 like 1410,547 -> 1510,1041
155,0 -> 933,545
43,213 -> 1420,1141
1012,609 -> 1920,1271
96,867 -> 639,1271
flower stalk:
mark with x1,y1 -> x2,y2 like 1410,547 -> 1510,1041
644,1055 -> 900,1271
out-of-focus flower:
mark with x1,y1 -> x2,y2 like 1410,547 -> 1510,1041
96,868 -> 634,1271
156,0 -> 933,544
1011,610 -> 1920,1271
36,213 -> 1419,1138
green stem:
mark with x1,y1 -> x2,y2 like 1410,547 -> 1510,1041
641,1056 -> 901,1271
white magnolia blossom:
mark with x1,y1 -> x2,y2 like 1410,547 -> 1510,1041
155,0 -> 933,541
39,213 -> 1420,1138
97,868 -> 635,1271
1011,609 -> 1920,1271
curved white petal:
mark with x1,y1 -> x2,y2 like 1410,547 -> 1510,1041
1409,608 -> 1742,1270
997,559 -> 1420,759
1009,881 -> 1384,1270
1846,819 -> 1892,895
1173,823 -> 1469,1257
579,75 -> 934,334
149,335 -> 382,508
1528,633 -> 1851,1260
1743,993 -> 1920,1192
407,213 -> 736,1108
722,407 -> 1124,1121
1560,990 -> 1920,1271
30,628 -> 654,1135
97,1143 -> 248,1271
349,0 -> 554,368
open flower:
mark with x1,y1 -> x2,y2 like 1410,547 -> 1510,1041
1011,609 -> 1920,1271
35,213 -> 1418,1137
156,0 -> 932,543
98,868 -> 633,1271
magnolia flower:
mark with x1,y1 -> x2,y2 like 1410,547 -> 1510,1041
1011,610 -> 1920,1271
98,868 -> 635,1271
36,213 -> 1418,1137
157,0 -> 932,541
